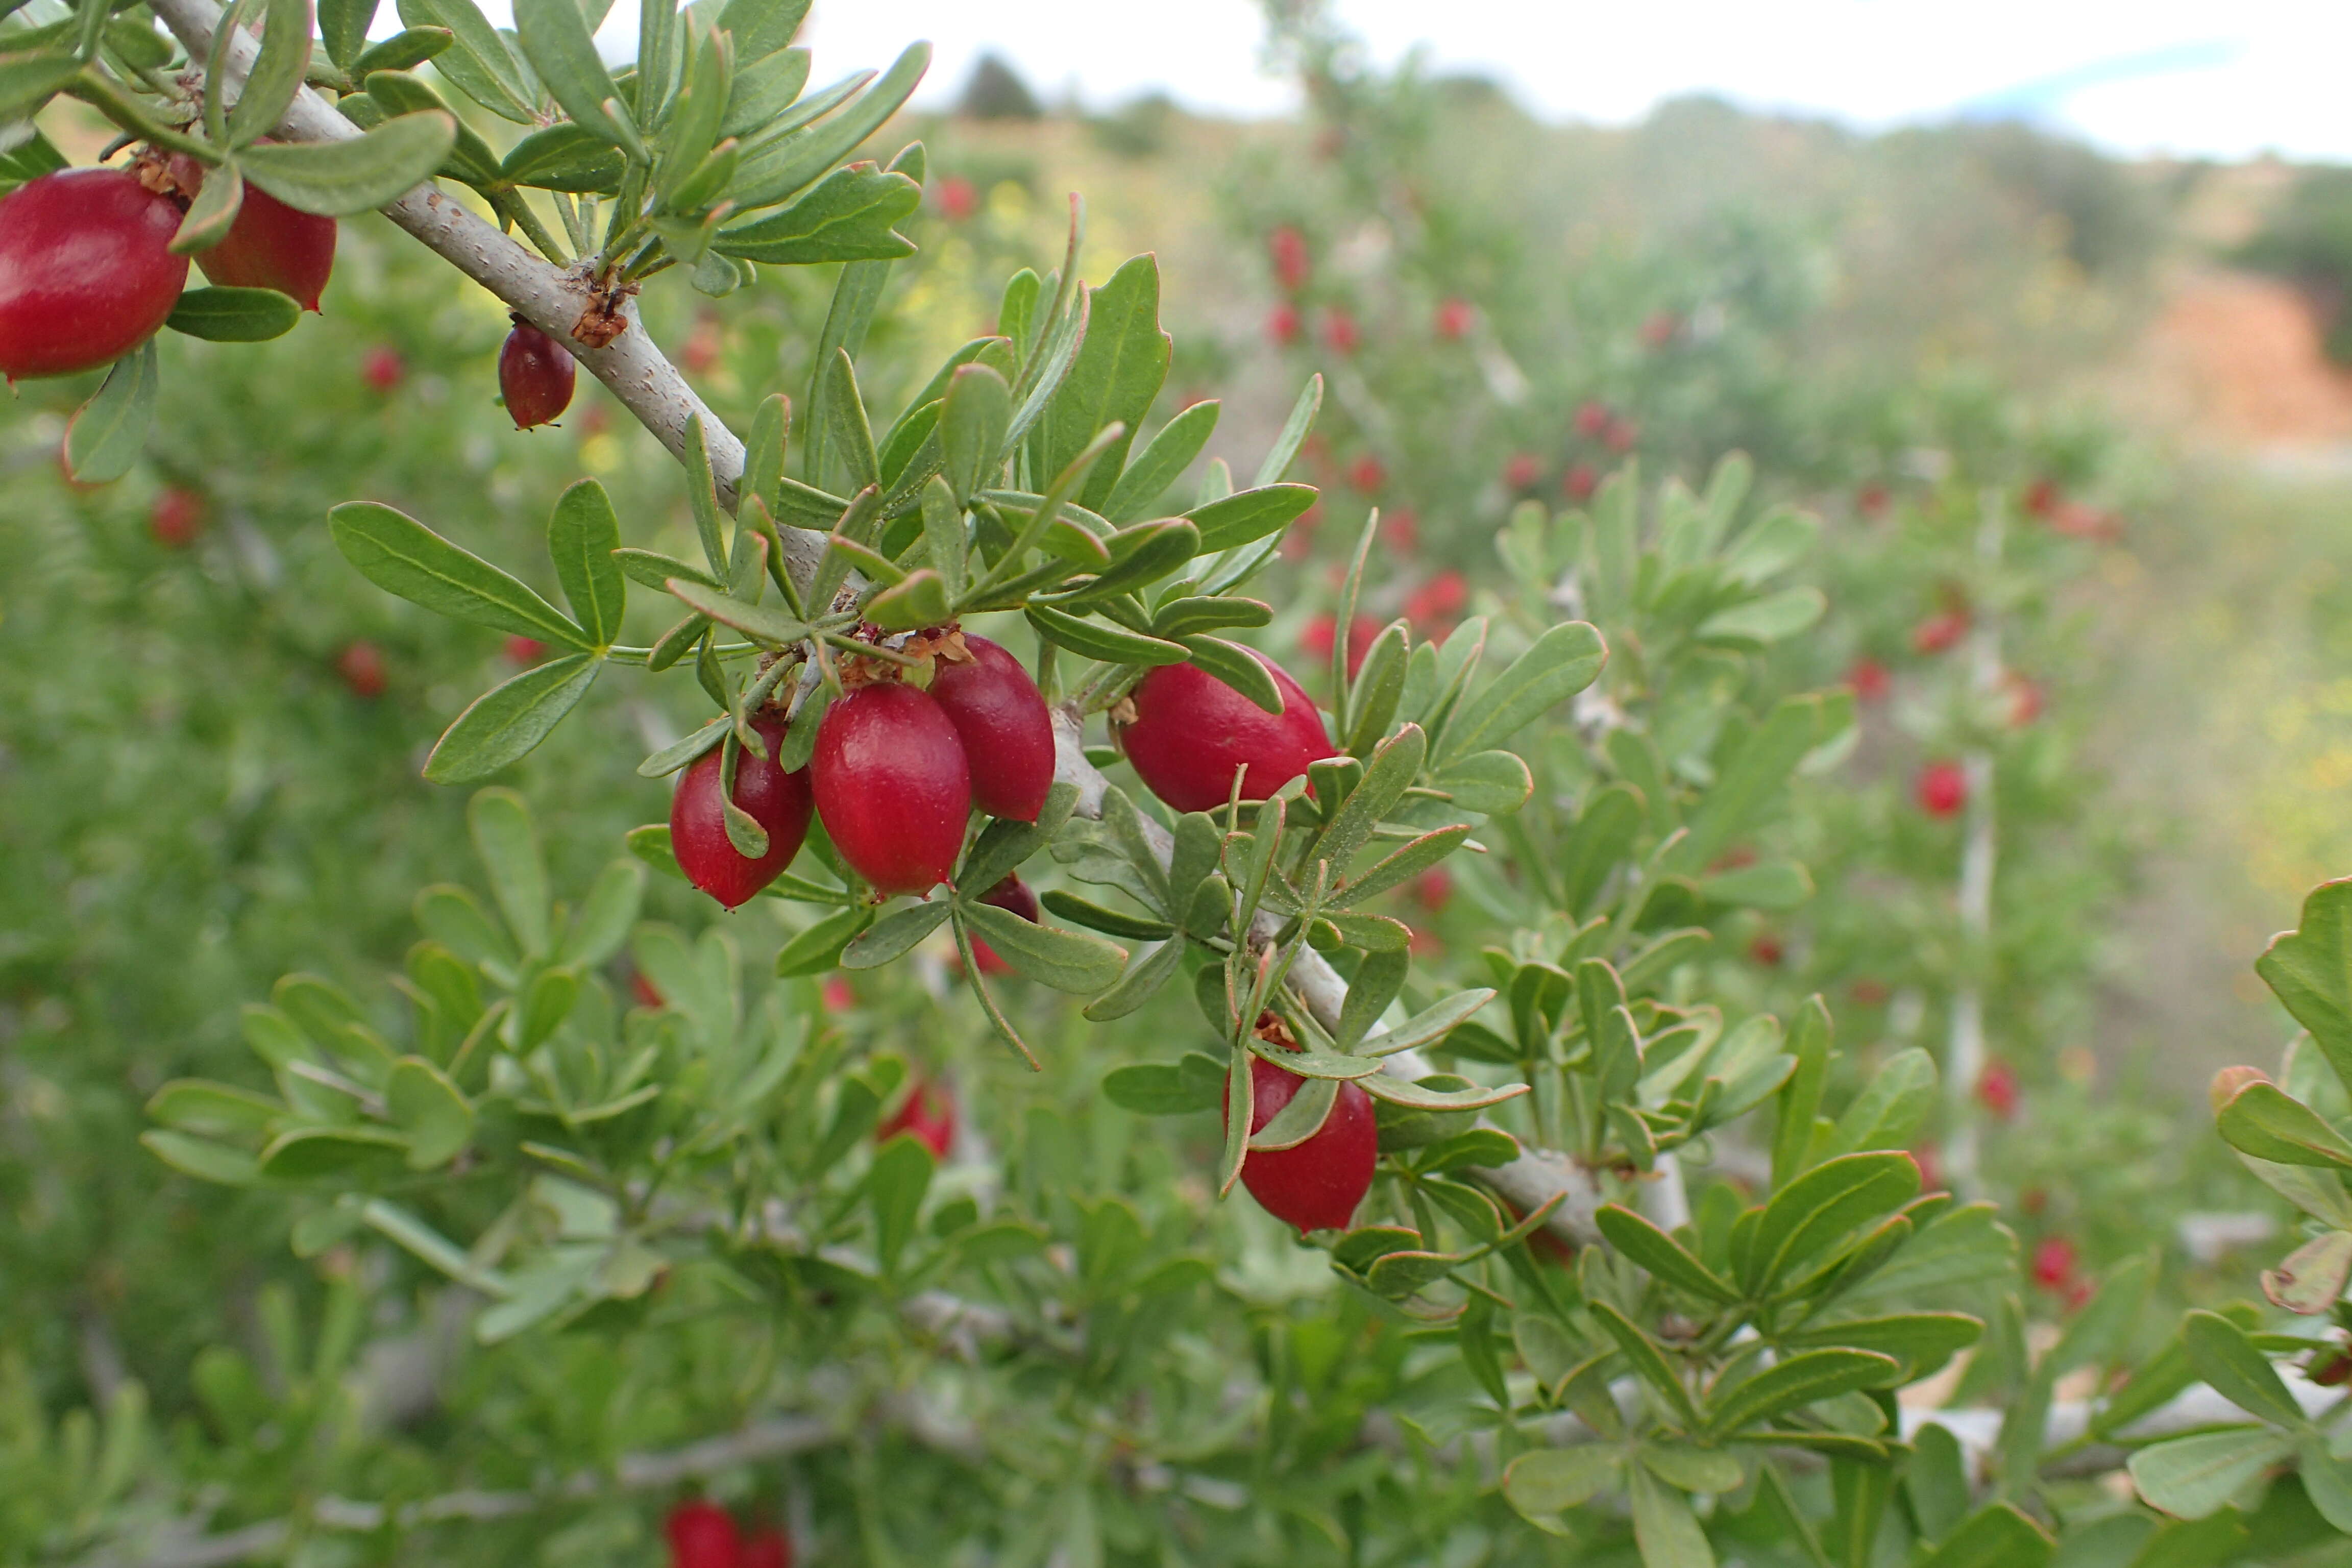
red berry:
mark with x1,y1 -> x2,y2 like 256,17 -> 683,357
1857,482 -> 1891,518
821,974 -> 854,1012
630,971 -> 664,1009
503,634 -> 548,665
150,486 -> 203,547
499,317 -> 576,429
1639,311 -> 1679,348
1385,507 -> 1418,553
1227,1054 -> 1375,1235
935,174 -> 978,222
1562,463 -> 1598,502
2022,478 -> 2059,518
1573,400 -> 1611,438
2005,672 -> 2044,728
680,314 -> 722,376
878,1077 -> 957,1159
361,346 -> 403,391
1846,657 -> 1892,702
2031,1236 -> 2077,1292
337,641 -> 386,699
665,1500 -> 739,1568
1346,453 -> 1386,494
1320,308 -> 1360,356
1405,570 -> 1468,630
1434,297 -> 1475,339
182,165 -> 335,311
671,717 -> 815,910
1603,416 -> 1639,454
1413,866 -> 1452,912
0,168 -> 188,380
1503,452 -> 1541,491
1976,1059 -> 2020,1120
926,635 -> 1053,822
1266,302 -> 1302,347
1118,651 -> 1335,814
1749,934 -> 1784,967
1916,760 -> 1967,818
1911,610 -> 1968,654
813,682 -> 971,895
1269,226 -> 1310,292
1300,613 -> 1378,679
741,1529 -> 793,1568
1911,1142 -> 1943,1193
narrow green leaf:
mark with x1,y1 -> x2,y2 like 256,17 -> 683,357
228,0 -> 312,147
1187,484 -> 1317,554
2127,1427 -> 2294,1521
840,900 -> 950,968
2182,1310 -> 2311,1429
2216,1082 -> 2352,1169
546,479 -> 625,647
238,111 -> 457,215
61,342 -> 158,485
959,901 -> 1124,993
716,160 -> 920,264
1596,1205 -> 1738,1303
165,286 -> 302,342
1441,621 -> 1608,762
1253,374 -> 1322,486
1105,399 -> 1219,524
332,502 -> 588,647
386,1056 -> 472,1168
396,0 -> 534,120
1705,1349 -> 1901,1435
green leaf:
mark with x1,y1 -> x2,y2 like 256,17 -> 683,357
332,502 -> 589,647
1779,1313 -> 1981,1380
1431,750 -> 1534,816
170,164 -> 246,256
1101,1055 -> 1225,1115
229,0 -> 313,146
351,26 -> 454,76
1695,586 -> 1827,648
146,1080 -> 280,1139
1441,621 -> 1607,762
61,342 -> 158,486
1699,859 -> 1813,910
2259,879 -> 2352,1099
0,53 -> 80,124
941,362 -> 1012,504
2127,1427 -> 2294,1520
258,1124 -> 412,1181
467,788 -> 549,954
386,1056 -> 472,1168
1082,938 -> 1186,1021
715,0 -> 809,62
2216,1082 -> 2352,1169
1640,1443 -> 1744,1495
1039,254 -> 1172,513
424,654 -> 601,783
164,286 -> 302,342
2262,1229 -> 2352,1315
1912,1504 -> 2054,1568
238,112 -> 458,215
141,1130 -> 262,1186
1704,1349 -> 1901,1435
959,902 -> 1125,994
1629,1462 -> 1717,1568
840,900 -> 950,968
865,568 -> 952,631
868,1133 -> 934,1270
1739,1150 -> 1920,1295
2183,1310 -> 2311,1429
1152,595 -> 1271,639
1504,1446 -> 1621,1524
514,0 -> 632,149
663,578 -> 811,646
1595,1205 -> 1738,1303
1105,399 -> 1218,524
361,67 -> 504,188
1772,996 -> 1833,1187
1025,602 -> 1189,666
1187,484 -> 1317,554
546,480 -> 625,647
1177,635 -> 1282,715
716,160 -> 920,264
1253,374 -> 1322,486
728,39 -> 929,208
774,906 -> 873,975
1364,1249 -> 1462,1298
1588,1300 -> 1702,1429
1358,988 -> 1496,1058
1039,891 -> 1173,942
499,122 -> 626,192
396,0 -> 534,120
1825,1047 -> 1937,1158
1667,695 -> 1826,874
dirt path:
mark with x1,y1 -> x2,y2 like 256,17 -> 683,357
2136,270 -> 2352,448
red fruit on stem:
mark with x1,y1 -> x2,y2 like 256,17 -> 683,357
1227,1054 -> 1376,1235
1912,610 -> 1968,654
1857,482 -> 1891,518
671,717 -> 815,910
337,641 -> 385,699
1385,507 -> 1418,553
1321,307 -> 1360,355
1573,400 -> 1611,438
499,317 -> 576,429
1502,452 -> 1541,491
1434,297 -> 1475,339
741,1529 -> 794,1568
1405,570 -> 1468,630
1269,225 -> 1310,292
665,1500 -> 740,1568
813,682 -> 972,895
821,975 -> 855,1012
1749,934 -> 1784,967
878,1078 -> 958,1159
361,346 -> 403,391
2022,478 -> 2060,518
1975,1058 -> 2021,1120
935,174 -> 978,222
1118,651 -> 1335,814
1266,302 -> 1302,347
150,487 -> 203,547
1562,463 -> 1598,502
1301,613 -> 1378,679
927,635 -> 1053,821
0,168 -> 188,380
1916,760 -> 1968,818
1846,657 -> 1892,702
504,635 -> 548,665
2031,1236 -> 2078,1292
1413,865 -> 1453,912
1639,310 -> 1679,348
185,169 -> 335,311
1346,453 -> 1386,494
1603,416 -> 1639,453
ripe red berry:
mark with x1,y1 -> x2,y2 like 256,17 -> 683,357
2004,672 -> 2043,728
671,717 -> 815,910
150,486 -> 203,547
1975,1058 -> 2020,1120
1405,570 -> 1468,631
821,974 -> 855,1012
1916,760 -> 1967,818
1413,865 -> 1452,912
1639,311 -> 1679,349
1266,303 -> 1302,347
926,635 -> 1053,822
1749,933 -> 1784,967
878,1077 -> 957,1159
1857,482 -> 1891,518
1846,657 -> 1892,702
1385,507 -> 1418,552
182,166 -> 335,311
1320,308 -> 1360,356
1910,610 -> 1968,655
2030,1236 -> 2077,1293
2022,478 -> 2059,519
1434,297 -> 1475,340
935,174 -> 978,222
1269,226 -> 1310,292
813,681 -> 972,895
1300,613 -> 1378,679
740,1529 -> 793,1568
361,345 -> 403,391
1573,400 -> 1611,438
503,635 -> 548,665
665,1500 -> 740,1568
499,317 -> 576,429
630,971 -> 664,1009
1502,452 -> 1541,491
1603,416 -> 1639,454
1561,463 -> 1598,502
337,641 -> 386,699
1117,651 -> 1335,814
1227,1054 -> 1375,1235
1345,454 -> 1386,495
0,168 -> 188,380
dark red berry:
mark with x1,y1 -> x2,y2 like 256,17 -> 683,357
181,163 -> 335,311
665,1500 -> 739,1568
1118,650 -> 1334,814
1916,760 -> 1967,818
927,635 -> 1053,822
499,317 -> 576,429
337,641 -> 385,699
0,168 -> 188,380
877,1077 -> 956,1159
741,1529 -> 793,1568
150,486 -> 203,547
1226,1054 -> 1375,1235
671,717 -> 813,910
813,682 -> 971,895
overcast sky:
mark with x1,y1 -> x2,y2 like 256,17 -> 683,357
781,0 -> 2352,161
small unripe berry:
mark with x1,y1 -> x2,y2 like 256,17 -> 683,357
1916,760 -> 1967,818
926,635 -> 1053,822
821,974 -> 855,1012
1227,1054 -> 1375,1235
150,487 -> 204,547
0,169 -> 188,380
1117,651 -> 1334,815
877,1078 -> 957,1159
671,717 -> 814,910
813,681 -> 972,895
665,1499 -> 739,1568
337,641 -> 386,699
186,169 -> 335,311
499,317 -> 576,429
